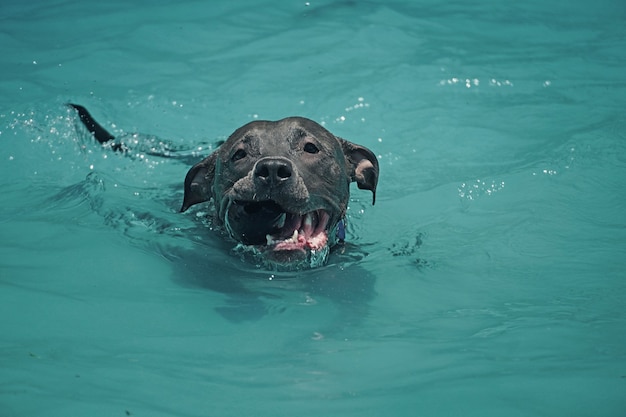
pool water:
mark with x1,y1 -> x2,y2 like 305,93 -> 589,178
1,0 -> 625,416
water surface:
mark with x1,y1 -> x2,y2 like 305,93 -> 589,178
1,0 -> 625,416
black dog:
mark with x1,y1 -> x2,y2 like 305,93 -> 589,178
69,104 -> 379,268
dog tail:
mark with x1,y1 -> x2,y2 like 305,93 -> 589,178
67,103 -> 115,144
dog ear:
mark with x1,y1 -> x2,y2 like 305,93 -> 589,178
339,138 -> 380,205
180,153 -> 217,212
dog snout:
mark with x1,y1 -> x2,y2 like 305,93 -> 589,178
254,157 -> 294,188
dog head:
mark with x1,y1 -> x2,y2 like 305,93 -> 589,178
181,117 -> 378,268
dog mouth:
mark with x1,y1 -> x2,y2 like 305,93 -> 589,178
224,200 -> 331,256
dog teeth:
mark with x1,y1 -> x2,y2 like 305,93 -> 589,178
274,213 -> 286,229
266,229 -> 299,246
303,213 -> 314,236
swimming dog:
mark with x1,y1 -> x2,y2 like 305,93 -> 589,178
69,104 -> 379,268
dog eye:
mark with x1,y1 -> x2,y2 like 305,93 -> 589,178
232,149 -> 247,161
303,142 -> 319,154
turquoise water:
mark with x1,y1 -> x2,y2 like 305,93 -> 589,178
2,0 -> 625,415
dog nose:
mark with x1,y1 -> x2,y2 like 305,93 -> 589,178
254,157 -> 293,187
